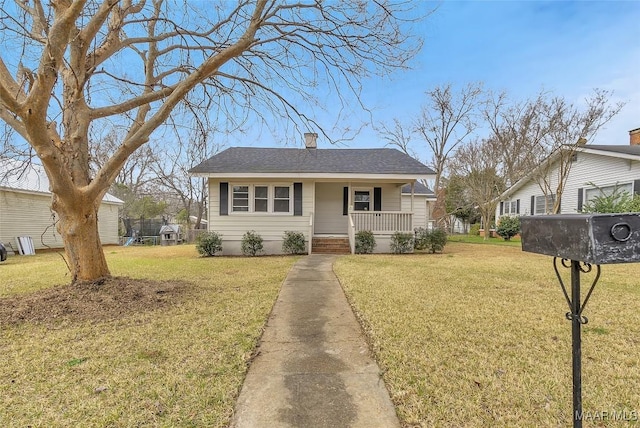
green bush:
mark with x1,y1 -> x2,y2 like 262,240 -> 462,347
496,216 -> 521,241
469,223 -> 481,236
355,230 -> 376,254
282,231 -> 306,255
195,231 -> 223,257
390,232 -> 414,254
414,227 -> 429,251
414,227 -> 447,253
241,230 -> 264,256
427,228 -> 448,253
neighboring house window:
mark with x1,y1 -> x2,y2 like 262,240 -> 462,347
232,185 -> 249,212
273,186 -> 291,213
502,199 -> 520,215
254,186 -> 268,212
585,183 -> 632,204
354,190 -> 370,211
534,194 -> 555,215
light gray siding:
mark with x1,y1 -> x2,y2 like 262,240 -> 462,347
401,194 -> 428,229
0,190 -> 121,250
208,179 -> 314,255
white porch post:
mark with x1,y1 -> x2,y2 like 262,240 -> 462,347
411,181 -> 415,212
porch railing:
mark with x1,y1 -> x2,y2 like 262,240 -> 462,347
350,211 -> 413,233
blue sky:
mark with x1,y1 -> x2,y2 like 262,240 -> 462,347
248,1 -> 639,158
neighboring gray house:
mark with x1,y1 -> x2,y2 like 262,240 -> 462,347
190,134 -> 435,254
0,159 -> 124,252
496,128 -> 640,222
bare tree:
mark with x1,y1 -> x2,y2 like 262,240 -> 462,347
450,138 -> 505,240
533,89 -> 625,213
0,1 -> 424,283
414,83 -> 484,193
381,83 -> 484,225
483,91 -> 549,187
150,116 -> 220,231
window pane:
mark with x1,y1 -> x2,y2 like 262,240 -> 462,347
255,199 -> 268,212
255,186 -> 268,199
354,202 -> 369,211
274,199 -> 289,212
275,186 -> 290,199
233,185 -> 248,194
535,196 -> 546,214
511,201 -> 517,213
354,191 -> 370,203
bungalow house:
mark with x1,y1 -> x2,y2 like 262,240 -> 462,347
0,158 -> 124,252
189,133 -> 436,254
495,128 -> 640,222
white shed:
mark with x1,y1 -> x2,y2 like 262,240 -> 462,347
0,159 -> 124,252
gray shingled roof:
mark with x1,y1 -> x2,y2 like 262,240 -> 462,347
401,182 -> 435,196
190,147 -> 435,175
583,145 -> 640,157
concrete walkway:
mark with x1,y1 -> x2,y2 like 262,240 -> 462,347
230,255 -> 400,428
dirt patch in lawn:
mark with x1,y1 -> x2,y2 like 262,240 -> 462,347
0,277 -> 193,326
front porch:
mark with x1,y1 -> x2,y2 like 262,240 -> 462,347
311,181 -> 418,254
311,211 -> 415,254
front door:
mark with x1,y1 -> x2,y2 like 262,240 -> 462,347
314,182 -> 348,234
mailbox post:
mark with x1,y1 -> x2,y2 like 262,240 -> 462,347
521,213 -> 640,428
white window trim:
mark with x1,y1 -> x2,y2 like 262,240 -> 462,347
352,187 -> 373,212
503,199 -> 519,216
229,183 -> 293,215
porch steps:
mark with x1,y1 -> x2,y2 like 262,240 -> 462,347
311,237 -> 351,254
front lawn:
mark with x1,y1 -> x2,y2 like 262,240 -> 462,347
334,243 -> 640,427
0,246 -> 296,427
448,234 -> 522,247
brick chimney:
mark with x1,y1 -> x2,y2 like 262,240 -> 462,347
304,132 -> 318,149
630,128 -> 640,146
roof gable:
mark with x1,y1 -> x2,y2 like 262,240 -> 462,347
190,147 -> 435,177
499,145 -> 640,199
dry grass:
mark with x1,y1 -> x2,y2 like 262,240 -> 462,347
334,243 -> 640,427
0,246 -> 296,427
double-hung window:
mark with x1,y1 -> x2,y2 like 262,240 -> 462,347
534,194 -> 555,215
354,190 -> 371,211
502,200 -> 519,215
584,183 -> 632,205
254,186 -> 269,212
273,186 -> 291,213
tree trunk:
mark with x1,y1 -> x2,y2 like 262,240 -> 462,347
54,195 -> 111,284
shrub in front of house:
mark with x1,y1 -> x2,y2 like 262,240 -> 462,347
426,227 -> 448,253
241,230 -> 264,256
282,231 -> 306,255
414,227 -> 429,250
355,230 -> 376,254
195,231 -> 223,257
496,216 -> 521,241
390,231 -> 414,254
470,223 -> 481,236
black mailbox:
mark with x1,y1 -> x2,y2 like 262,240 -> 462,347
521,213 -> 640,264
520,212 -> 640,428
